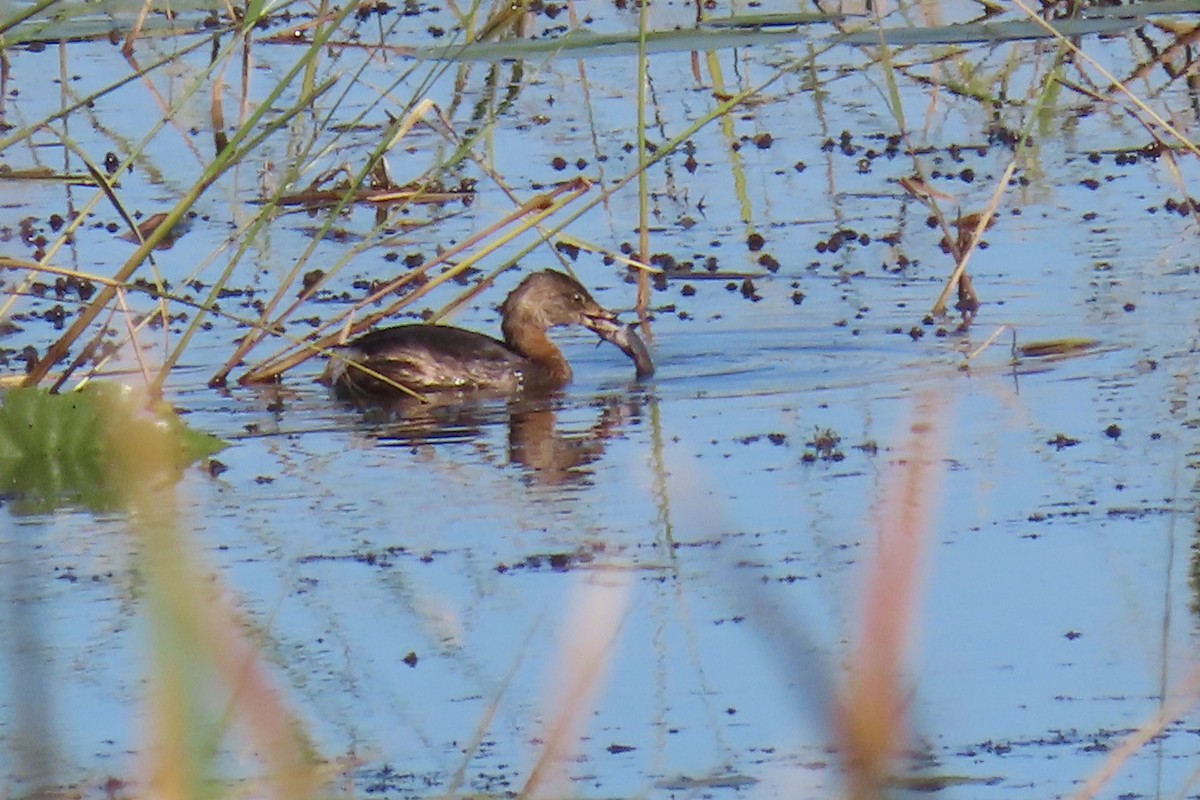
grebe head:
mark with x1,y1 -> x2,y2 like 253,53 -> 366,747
501,270 -> 655,378
500,270 -> 619,341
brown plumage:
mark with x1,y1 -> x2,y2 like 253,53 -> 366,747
323,270 -> 653,399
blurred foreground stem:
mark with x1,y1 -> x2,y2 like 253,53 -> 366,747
108,390 -> 320,799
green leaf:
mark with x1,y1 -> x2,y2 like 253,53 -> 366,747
0,384 -> 227,514
414,12 -> 1138,62
413,22 -> 836,62
838,16 -> 1138,46
1,0 -> 227,46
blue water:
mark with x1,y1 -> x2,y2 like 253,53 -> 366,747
3,0 -> 1200,797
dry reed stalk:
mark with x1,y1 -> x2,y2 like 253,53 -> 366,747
960,323 -> 1012,366
1010,0 -> 1200,160
441,623 -> 543,800
536,233 -> 657,277
835,389 -> 947,799
121,0 -> 153,56
1069,663 -> 1200,800
237,177 -> 592,384
634,0 -> 651,315
930,160 -> 1015,318
221,98 -> 440,381
21,14 -> 345,391
521,568 -> 631,799
417,101 -> 600,282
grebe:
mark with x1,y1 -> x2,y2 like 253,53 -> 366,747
324,269 -> 653,398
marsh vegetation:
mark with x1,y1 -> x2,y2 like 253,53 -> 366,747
3,0 -> 1200,797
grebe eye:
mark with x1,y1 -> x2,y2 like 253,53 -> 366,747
572,292 -> 584,305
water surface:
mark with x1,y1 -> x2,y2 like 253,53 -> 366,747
3,0 -> 1200,797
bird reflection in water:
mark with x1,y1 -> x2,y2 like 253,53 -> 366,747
357,390 -> 647,488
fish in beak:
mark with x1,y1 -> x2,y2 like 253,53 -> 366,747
582,311 -> 655,379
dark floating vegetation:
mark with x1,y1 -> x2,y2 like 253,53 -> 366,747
1015,338 -> 1102,360
3,0 -> 1200,798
